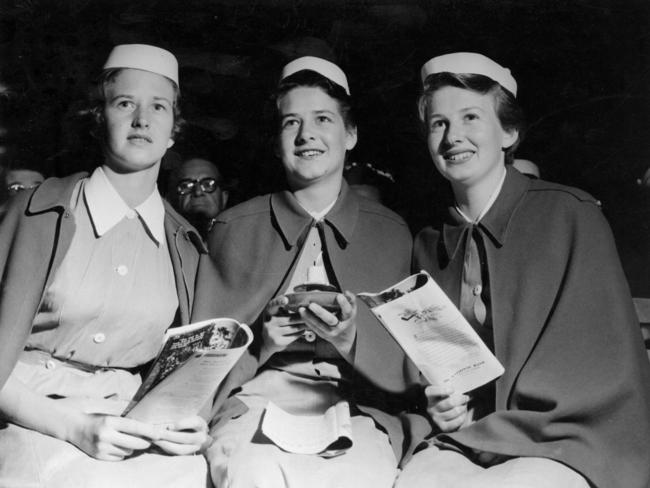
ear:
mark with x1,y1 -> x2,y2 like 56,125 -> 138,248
502,128 -> 519,150
345,126 -> 358,151
167,138 -> 175,149
221,190 -> 230,209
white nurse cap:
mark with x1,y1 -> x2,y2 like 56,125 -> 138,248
281,56 -> 350,95
420,52 -> 517,97
103,44 -> 179,86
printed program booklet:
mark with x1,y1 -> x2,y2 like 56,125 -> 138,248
122,317 -> 252,424
358,271 -> 504,394
261,400 -> 353,457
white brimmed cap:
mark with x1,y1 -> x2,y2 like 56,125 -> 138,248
281,56 -> 350,95
103,44 -> 179,86
421,52 -> 517,97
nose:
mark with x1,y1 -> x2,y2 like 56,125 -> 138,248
131,107 -> 150,128
295,121 -> 314,145
442,120 -> 465,147
191,182 -> 204,196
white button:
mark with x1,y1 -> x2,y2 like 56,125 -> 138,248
116,265 -> 128,276
126,209 -> 137,219
304,331 -> 316,342
45,360 -> 56,370
472,285 -> 482,296
93,333 -> 106,344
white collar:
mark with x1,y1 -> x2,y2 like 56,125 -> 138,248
304,197 -> 338,222
83,167 -> 166,245
456,167 -> 507,224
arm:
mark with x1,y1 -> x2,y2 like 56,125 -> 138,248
0,372 -> 210,460
0,374 -> 157,461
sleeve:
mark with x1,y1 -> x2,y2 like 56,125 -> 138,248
0,193 -> 35,389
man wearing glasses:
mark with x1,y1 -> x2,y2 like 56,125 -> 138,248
170,156 -> 229,239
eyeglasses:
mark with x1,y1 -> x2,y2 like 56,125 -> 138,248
7,182 -> 42,195
176,177 -> 220,195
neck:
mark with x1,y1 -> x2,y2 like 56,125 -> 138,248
101,163 -> 160,208
291,177 -> 342,214
452,166 -> 506,221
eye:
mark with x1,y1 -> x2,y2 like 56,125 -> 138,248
316,115 -> 332,124
282,118 -> 299,129
429,119 -> 446,131
116,99 -> 135,110
464,112 -> 480,122
153,103 -> 168,112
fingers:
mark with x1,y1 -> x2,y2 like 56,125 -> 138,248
424,385 -> 454,400
303,292 -> 355,328
303,303 -> 339,327
423,387 -> 471,433
106,415 -> 163,442
154,438 -> 206,455
154,417 -> 210,455
168,415 -> 208,433
265,295 -> 288,318
339,291 -> 356,318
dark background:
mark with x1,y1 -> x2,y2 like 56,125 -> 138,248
0,0 -> 649,295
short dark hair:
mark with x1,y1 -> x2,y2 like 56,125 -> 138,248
418,72 -> 524,164
88,68 -> 184,141
274,70 -> 356,130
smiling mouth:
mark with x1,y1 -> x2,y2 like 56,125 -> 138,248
295,149 -> 324,158
444,151 -> 474,163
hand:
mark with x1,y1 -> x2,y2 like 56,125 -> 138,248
65,412 -> 160,461
299,291 -> 357,360
259,295 -> 307,363
154,416 -> 211,455
424,385 -> 471,433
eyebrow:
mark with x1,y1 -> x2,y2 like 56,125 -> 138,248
429,106 -> 487,118
108,94 -> 173,105
281,109 -> 337,119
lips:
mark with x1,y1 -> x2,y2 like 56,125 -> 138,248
127,133 -> 153,143
295,149 -> 324,158
443,150 -> 474,163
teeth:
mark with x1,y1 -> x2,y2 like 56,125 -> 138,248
447,151 -> 472,162
298,150 -> 322,157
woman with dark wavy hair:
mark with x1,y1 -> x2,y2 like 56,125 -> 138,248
206,56 -> 423,488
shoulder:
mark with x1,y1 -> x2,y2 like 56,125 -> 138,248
213,194 -> 271,225
523,178 -> 608,234
162,201 -> 206,252
527,178 -> 601,208
356,196 -> 410,229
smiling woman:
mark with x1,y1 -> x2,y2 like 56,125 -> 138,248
395,52 -> 650,488
0,44 -> 218,488
205,56 -> 422,488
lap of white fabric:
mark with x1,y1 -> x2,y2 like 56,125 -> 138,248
207,404 -> 398,488
394,444 -> 589,488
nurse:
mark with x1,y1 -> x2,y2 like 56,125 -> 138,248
0,44 -> 214,487
395,52 -> 650,488
206,56 -> 423,488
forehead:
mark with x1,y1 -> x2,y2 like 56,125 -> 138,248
104,68 -> 176,101
426,85 -> 497,115
178,158 -> 220,179
278,86 -> 341,116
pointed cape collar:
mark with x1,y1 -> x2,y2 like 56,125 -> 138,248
270,180 -> 359,248
442,166 -> 531,260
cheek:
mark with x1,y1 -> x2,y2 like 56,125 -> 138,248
427,133 -> 443,155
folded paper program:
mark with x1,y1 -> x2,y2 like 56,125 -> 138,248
261,400 -> 353,457
358,271 -> 504,394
